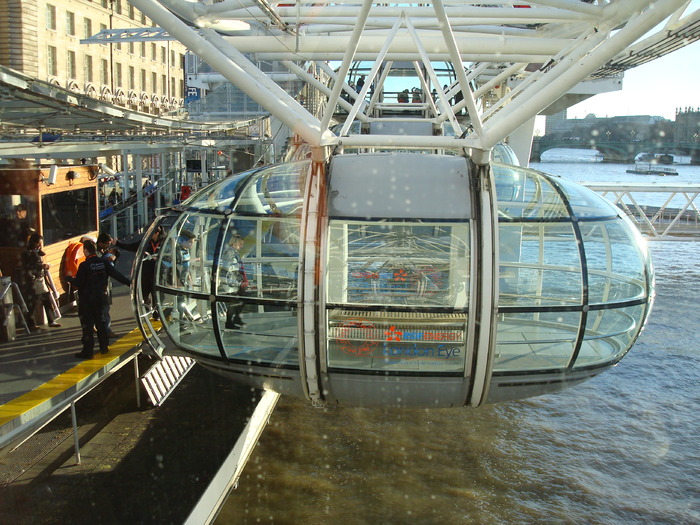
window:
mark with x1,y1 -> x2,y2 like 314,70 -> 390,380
162,74 -> 167,96
115,0 -> 122,15
83,18 -> 92,39
84,55 -> 93,83
47,46 -> 58,76
129,42 -> 134,55
115,63 -> 122,87
46,4 -> 57,30
100,59 -> 109,84
41,188 -> 97,245
67,51 -> 76,79
129,66 -> 135,90
151,43 -> 156,61
99,23 -> 107,45
66,12 -> 75,36
140,42 -> 146,58
171,78 -> 176,98
141,12 -> 147,24
161,47 -> 166,65
171,50 -> 176,65
141,69 -> 146,91
152,72 -> 157,93
101,0 -> 108,8
116,42 -> 121,51
129,5 -> 135,19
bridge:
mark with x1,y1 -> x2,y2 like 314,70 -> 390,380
532,137 -> 700,164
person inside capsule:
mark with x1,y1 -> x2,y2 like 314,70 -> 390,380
222,233 -> 249,329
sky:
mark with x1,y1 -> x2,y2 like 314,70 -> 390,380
565,2 -> 700,121
566,40 -> 700,121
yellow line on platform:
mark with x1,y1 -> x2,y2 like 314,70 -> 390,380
0,327 -> 145,426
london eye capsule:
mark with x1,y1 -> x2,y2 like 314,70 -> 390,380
133,152 -> 653,408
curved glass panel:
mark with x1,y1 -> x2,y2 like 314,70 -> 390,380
217,302 -> 299,366
233,161 -> 309,216
184,170 -> 254,211
494,163 -> 652,374
153,206 -> 302,365
553,177 -> 621,219
493,164 -> 569,219
215,217 -> 300,302
579,220 -> 648,304
498,222 -> 582,307
576,305 -> 645,367
492,143 -> 520,166
494,311 -> 581,371
156,288 -> 219,357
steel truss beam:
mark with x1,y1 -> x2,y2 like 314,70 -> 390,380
130,0 -> 695,155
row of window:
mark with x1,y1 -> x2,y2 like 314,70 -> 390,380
45,4 -> 180,66
47,46 -> 184,98
46,1 -> 149,35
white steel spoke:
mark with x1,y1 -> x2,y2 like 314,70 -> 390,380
132,0 -> 695,154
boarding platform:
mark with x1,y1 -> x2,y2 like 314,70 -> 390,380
0,286 -> 143,454
0,271 -> 278,523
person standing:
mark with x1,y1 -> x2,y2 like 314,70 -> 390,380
5,203 -> 33,247
222,234 -> 249,329
96,233 -> 119,338
74,239 -> 130,359
115,225 -> 163,317
356,75 -> 365,93
21,233 -> 61,330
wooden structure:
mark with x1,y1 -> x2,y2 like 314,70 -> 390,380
0,161 -> 99,304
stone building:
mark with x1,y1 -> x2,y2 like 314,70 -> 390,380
674,108 -> 700,143
0,0 -> 187,115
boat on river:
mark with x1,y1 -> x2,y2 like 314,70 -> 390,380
626,162 -> 678,176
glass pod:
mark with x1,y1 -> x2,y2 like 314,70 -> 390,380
133,153 -> 654,408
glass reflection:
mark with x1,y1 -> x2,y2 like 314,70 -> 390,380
326,220 -> 470,308
494,311 -> 581,371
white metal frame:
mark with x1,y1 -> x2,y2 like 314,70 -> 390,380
584,183 -> 700,241
125,1 -> 697,412
129,0 -> 695,159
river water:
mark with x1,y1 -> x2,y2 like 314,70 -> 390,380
217,150 -> 700,524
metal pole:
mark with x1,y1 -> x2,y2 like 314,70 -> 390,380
403,17 -> 462,136
340,15 -> 404,136
318,0 -> 374,135
431,0 -> 482,135
70,401 -> 81,465
281,61 -> 362,119
135,155 -> 144,231
481,0 -> 686,148
130,0 -> 327,146
134,357 -> 141,409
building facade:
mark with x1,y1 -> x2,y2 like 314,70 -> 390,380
674,108 -> 700,143
0,0 -> 186,115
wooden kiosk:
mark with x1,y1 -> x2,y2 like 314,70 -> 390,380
0,161 -> 100,305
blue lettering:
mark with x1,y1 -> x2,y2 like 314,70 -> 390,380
380,344 -> 463,359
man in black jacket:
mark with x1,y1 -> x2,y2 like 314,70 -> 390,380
115,225 -> 163,317
74,240 -> 131,359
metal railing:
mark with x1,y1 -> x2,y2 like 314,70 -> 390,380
100,179 -> 174,239
584,183 -> 700,240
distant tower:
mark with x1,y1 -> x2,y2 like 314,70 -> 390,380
545,109 -> 569,136
674,107 -> 700,143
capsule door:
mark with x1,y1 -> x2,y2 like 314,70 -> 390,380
318,153 -> 476,407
